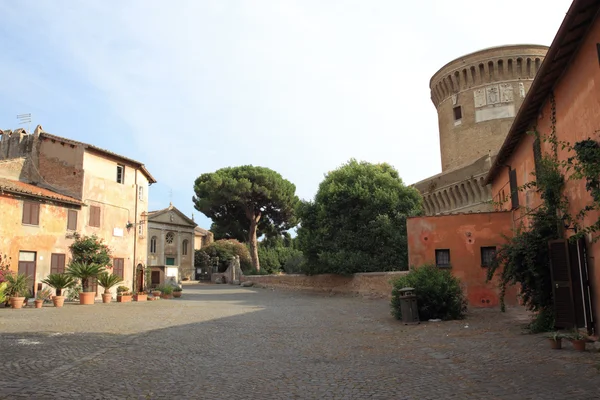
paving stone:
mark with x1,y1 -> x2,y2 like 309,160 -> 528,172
0,284 -> 598,399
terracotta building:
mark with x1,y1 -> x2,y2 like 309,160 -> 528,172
146,204 -> 197,287
414,45 -> 548,215
0,125 -> 156,298
485,0 -> 600,331
408,0 -> 600,328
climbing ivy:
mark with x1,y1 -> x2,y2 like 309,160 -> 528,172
486,90 -> 599,333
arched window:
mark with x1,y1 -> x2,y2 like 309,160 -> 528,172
182,239 -> 188,256
150,236 -> 157,254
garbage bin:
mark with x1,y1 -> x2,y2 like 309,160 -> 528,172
398,287 -> 420,325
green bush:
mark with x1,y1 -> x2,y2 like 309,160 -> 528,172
198,239 -> 252,272
257,245 -> 304,274
391,264 -> 467,321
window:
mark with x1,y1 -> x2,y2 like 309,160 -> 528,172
435,249 -> 451,268
150,236 -> 157,253
50,253 -> 66,274
182,240 -> 188,256
18,251 -> 36,295
165,232 -> 175,244
67,209 -> 78,231
481,246 -> 497,267
509,168 -> 519,209
166,257 -> 175,266
116,164 -> 125,184
113,258 -> 124,279
138,223 -> 144,237
138,186 -> 144,201
453,106 -> 462,121
22,201 -> 40,225
89,206 -> 101,227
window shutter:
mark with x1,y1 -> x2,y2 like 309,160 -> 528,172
68,210 -> 77,230
31,203 -> 40,225
22,202 -> 31,224
51,254 -> 58,274
113,258 -> 124,279
549,239 -> 576,329
90,206 -> 100,227
509,169 -> 519,209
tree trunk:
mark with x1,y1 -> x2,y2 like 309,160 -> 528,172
248,216 -> 261,271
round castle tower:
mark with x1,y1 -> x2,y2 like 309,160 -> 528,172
430,44 -> 549,172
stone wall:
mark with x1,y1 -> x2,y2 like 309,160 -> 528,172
240,271 -> 409,299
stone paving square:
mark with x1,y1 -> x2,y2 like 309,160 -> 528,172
0,284 -> 598,399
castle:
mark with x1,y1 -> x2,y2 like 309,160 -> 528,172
413,44 -> 549,215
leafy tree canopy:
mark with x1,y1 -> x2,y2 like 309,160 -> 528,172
69,233 -> 112,268
193,166 -> 300,270
297,159 -> 422,275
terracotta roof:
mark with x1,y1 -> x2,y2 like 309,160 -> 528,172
0,178 -> 83,205
485,0 -> 600,184
39,131 -> 157,184
194,226 -> 211,235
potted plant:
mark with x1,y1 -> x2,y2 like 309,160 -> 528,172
21,289 -> 32,308
158,285 -> 174,299
545,331 -> 564,349
5,273 -> 30,309
34,288 -> 52,308
116,286 -> 133,303
134,291 -> 147,302
567,329 -> 588,351
0,282 -> 7,305
97,272 -> 123,303
173,286 -> 183,298
41,273 -> 76,307
66,261 -> 105,305
151,289 -> 161,297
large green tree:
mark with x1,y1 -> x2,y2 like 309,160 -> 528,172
297,159 -> 422,274
193,166 -> 300,271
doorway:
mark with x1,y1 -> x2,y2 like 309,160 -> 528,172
136,264 -> 144,292
18,251 -> 36,296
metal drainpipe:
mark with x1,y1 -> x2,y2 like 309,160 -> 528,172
133,169 -> 138,290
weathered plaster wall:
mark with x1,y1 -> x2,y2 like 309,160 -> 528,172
0,193 -> 77,294
81,152 -> 148,292
241,271 -> 409,299
491,18 -> 600,323
407,212 -> 519,307
38,136 -> 86,199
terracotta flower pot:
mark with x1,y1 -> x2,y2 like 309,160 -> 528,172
117,294 -> 132,303
102,293 -> 112,303
173,292 -> 182,298
549,338 -> 562,349
34,299 -> 44,309
572,339 -> 586,351
10,297 -> 25,309
52,295 -> 65,308
134,294 -> 147,302
160,293 -> 173,299
79,292 -> 96,305
151,291 -> 161,297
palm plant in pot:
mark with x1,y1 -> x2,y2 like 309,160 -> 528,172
5,273 -> 30,309
35,288 -> 53,308
41,273 -> 76,307
545,331 -> 564,349
66,262 -> 105,305
567,329 -> 588,351
97,272 -> 123,303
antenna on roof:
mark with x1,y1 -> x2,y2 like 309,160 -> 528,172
17,113 -> 31,134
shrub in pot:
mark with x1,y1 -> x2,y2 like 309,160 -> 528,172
97,272 -> 123,303
173,286 -> 183,298
567,329 -> 588,351
41,273 -> 76,307
116,286 -> 132,303
66,262 -> 105,305
158,285 -> 174,299
5,273 -> 30,309
0,282 -> 7,305
134,291 -> 147,302
391,264 -> 468,321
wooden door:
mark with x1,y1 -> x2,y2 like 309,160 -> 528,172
18,261 -> 36,296
136,266 -> 144,292
151,271 -> 160,286
548,240 -> 576,329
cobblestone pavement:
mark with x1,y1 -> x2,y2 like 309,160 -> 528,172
0,284 -> 598,399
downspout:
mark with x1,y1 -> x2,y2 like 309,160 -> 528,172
133,169 -> 138,289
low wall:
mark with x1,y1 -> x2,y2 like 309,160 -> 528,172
241,271 -> 409,299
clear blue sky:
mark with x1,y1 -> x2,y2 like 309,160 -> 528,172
0,0 -> 571,231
